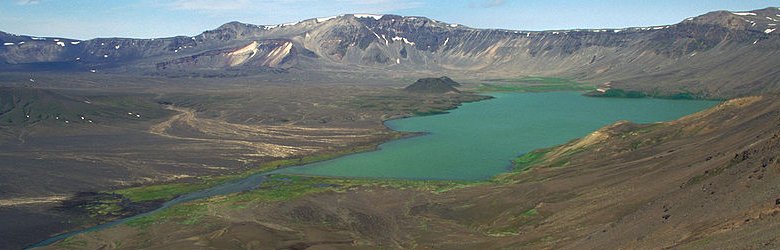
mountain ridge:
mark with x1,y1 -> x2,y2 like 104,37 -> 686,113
2,7 -> 780,98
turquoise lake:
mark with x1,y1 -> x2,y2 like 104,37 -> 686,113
29,92 -> 720,247
277,92 -> 719,180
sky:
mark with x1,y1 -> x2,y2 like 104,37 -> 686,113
1,0 -> 779,40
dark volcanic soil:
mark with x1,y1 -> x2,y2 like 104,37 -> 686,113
0,205 -> 75,249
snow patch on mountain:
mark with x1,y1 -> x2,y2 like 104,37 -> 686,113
354,14 -> 384,20
392,36 -> 415,46
316,15 -> 339,23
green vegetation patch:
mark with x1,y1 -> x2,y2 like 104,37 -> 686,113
112,145 -> 380,204
657,92 -> 699,100
485,208 -> 542,237
55,237 -> 88,250
520,208 -> 539,217
84,201 -> 124,217
215,175 -> 332,207
321,177 -> 478,193
512,148 -> 552,172
125,174 -> 476,228
116,143 -> 480,228
115,182 -> 217,202
484,76 -> 575,84
126,202 -> 208,228
88,146 -> 386,222
411,109 -> 449,116
477,76 -> 594,93
599,89 -> 648,98
341,93 -> 488,119
591,88 -> 715,100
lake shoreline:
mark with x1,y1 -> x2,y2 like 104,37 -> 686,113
32,91 -> 719,248
278,92 -> 718,180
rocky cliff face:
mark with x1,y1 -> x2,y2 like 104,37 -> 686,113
155,40 -> 299,71
1,8 -> 779,97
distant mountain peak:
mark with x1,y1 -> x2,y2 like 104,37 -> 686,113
683,7 -> 780,32
217,21 -> 254,29
209,14 -> 455,33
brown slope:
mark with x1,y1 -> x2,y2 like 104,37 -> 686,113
473,95 -> 780,249
407,94 -> 780,249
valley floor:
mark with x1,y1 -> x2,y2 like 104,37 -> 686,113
3,72 -> 779,250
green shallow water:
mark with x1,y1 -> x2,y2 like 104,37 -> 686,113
278,92 -> 719,180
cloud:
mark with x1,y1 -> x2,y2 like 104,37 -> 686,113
16,0 -> 41,5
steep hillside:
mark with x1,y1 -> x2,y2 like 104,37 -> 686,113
2,8 -> 779,97
484,94 -> 780,249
